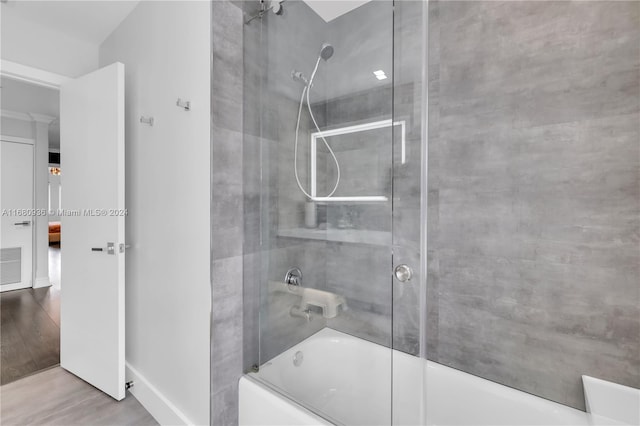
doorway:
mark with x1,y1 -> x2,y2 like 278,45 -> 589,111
1,60 -> 127,403
0,77 -> 61,384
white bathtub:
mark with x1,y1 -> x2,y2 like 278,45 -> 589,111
239,328 -> 625,426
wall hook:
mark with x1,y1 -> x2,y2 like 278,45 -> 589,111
176,98 -> 191,111
140,116 -> 154,126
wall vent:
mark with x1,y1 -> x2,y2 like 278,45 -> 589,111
0,247 -> 22,286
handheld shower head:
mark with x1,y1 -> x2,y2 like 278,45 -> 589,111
293,41 -> 341,200
319,43 -> 334,61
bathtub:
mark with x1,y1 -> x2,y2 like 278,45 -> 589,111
239,328 -> 625,425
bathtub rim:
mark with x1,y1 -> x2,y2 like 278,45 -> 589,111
248,327 -> 397,425
240,374 -> 339,425
242,327 -> 633,426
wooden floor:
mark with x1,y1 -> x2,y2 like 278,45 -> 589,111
1,247 -> 61,385
1,246 -> 157,425
0,367 -> 158,425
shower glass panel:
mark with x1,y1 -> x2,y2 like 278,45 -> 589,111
243,0 -> 398,424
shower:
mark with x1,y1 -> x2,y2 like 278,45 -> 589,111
293,42 -> 341,199
319,43 -> 334,61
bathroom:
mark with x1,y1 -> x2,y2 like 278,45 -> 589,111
0,0 -> 637,425
225,1 -> 640,425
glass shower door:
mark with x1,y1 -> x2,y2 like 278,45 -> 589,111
243,0 -> 397,424
390,1 -> 428,425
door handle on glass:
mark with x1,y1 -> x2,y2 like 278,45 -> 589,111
394,264 -> 413,282
14,221 -> 31,226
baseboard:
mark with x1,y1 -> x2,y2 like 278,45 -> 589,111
33,277 -> 51,288
125,363 -> 193,426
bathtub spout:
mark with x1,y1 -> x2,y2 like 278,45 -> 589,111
290,305 -> 312,321
300,288 -> 346,319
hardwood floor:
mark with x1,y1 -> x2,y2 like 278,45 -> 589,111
0,367 -> 158,425
1,247 -> 157,425
1,247 -> 60,385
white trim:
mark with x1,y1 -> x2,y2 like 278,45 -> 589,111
125,363 -> 193,426
0,282 -> 32,292
399,121 -> 407,164
0,135 -> 36,145
28,113 -> 56,124
1,110 -> 57,125
33,277 -> 51,288
311,196 -> 388,203
1,109 -> 32,122
311,119 -> 404,139
310,136 -> 317,197
310,119 -> 405,201
1,60 -> 70,89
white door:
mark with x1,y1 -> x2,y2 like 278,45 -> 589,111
60,62 -> 126,401
0,140 -> 34,292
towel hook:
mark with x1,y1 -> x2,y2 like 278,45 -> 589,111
140,116 -> 154,126
176,98 -> 191,111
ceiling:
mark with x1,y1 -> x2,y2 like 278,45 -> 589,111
1,0 -> 141,149
302,0 -> 371,22
1,0 -> 140,45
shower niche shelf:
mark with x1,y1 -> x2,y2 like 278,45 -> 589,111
278,227 -> 391,246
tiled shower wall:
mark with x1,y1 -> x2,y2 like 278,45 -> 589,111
214,1 -> 638,422
320,1 -> 425,355
241,0 -> 425,375
427,0 -> 640,410
242,0 -> 331,369
229,4 -> 422,423
210,1 -> 244,424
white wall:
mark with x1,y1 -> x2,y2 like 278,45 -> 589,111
32,117 -> 52,288
1,13 -> 98,78
99,2 -> 211,425
0,117 -> 33,139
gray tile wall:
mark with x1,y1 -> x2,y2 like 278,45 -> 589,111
428,0 -> 640,410
210,1 -> 244,425
243,0 -> 331,369
242,0 -> 426,375
217,1 -> 423,425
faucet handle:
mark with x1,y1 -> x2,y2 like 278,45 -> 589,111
285,267 -> 303,290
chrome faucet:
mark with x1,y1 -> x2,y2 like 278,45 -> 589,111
285,267 -> 303,290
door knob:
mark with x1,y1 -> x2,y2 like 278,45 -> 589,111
91,242 -> 116,255
394,264 -> 413,282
